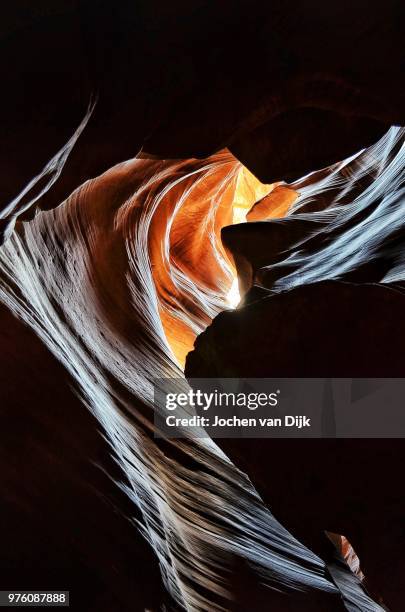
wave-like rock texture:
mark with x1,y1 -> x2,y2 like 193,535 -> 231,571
1,128 -> 404,611
187,128 -> 405,610
0,151 -> 349,611
1,4 -> 405,611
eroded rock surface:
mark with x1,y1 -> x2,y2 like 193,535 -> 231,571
186,280 -> 405,608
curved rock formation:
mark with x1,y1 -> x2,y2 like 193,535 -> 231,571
0,152 -> 345,610
1,5 -> 405,610
186,129 -> 405,610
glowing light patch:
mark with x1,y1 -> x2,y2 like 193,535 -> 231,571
232,166 -> 273,225
227,277 -> 241,308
